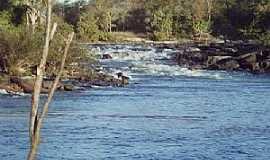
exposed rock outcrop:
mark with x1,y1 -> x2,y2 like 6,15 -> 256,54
174,42 -> 270,73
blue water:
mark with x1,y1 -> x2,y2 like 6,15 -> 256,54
1,45 -> 270,160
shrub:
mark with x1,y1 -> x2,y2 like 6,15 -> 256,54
0,26 -> 43,76
0,16 -> 95,77
77,13 -> 100,42
153,31 -> 171,41
260,31 -> 270,46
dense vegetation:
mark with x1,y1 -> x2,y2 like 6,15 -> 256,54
0,0 -> 95,77
56,0 -> 270,43
0,0 -> 270,76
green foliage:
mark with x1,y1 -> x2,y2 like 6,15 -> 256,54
0,10 -> 93,77
0,27 -> 43,76
193,20 -> 211,35
98,32 -> 113,41
77,13 -> 100,42
0,11 -> 12,29
151,9 -> 173,41
212,0 -> 270,42
145,0 -> 175,40
260,30 -> 270,46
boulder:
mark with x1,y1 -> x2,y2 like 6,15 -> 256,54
64,84 -> 74,91
189,52 -> 208,63
207,56 -> 232,65
115,73 -> 129,86
259,60 -> 270,72
121,76 -> 129,85
174,42 -> 270,73
237,53 -> 257,71
10,77 -> 48,93
102,54 -> 113,59
250,62 -> 261,72
237,53 -> 257,64
42,80 -> 64,90
0,83 -> 23,93
91,80 -> 111,87
176,50 -> 207,67
208,56 -> 239,70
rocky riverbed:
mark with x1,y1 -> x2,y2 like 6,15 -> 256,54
0,71 -> 129,95
171,41 -> 270,73
1,41 -> 269,95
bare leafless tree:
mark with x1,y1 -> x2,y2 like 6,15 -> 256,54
27,0 -> 74,159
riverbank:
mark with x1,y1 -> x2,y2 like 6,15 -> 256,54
2,39 -> 270,160
1,40 -> 269,95
0,70 -> 129,95
172,41 -> 270,74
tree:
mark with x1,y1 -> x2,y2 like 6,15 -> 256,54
192,0 -> 213,41
27,0 -> 74,159
77,12 -> 100,41
145,0 -> 175,40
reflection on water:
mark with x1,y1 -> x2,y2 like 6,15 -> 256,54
1,44 -> 270,160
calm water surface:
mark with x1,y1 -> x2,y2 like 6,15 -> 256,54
1,44 -> 270,160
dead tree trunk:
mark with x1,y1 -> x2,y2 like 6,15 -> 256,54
29,0 -> 52,145
27,0 -> 75,159
27,32 -> 74,160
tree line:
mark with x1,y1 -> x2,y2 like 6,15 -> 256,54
1,0 -> 270,42
54,0 -> 270,43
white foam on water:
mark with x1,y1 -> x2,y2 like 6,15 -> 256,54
0,89 -> 27,96
130,62 -> 224,79
0,89 -> 9,95
91,44 -> 226,80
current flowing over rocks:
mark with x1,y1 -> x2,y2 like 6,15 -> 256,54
1,42 -> 270,95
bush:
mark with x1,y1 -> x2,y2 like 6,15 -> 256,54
260,31 -> 270,46
153,31 -> 171,41
77,13 -> 100,42
0,26 -> 43,76
0,16 -> 95,77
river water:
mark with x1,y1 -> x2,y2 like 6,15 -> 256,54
1,44 -> 270,160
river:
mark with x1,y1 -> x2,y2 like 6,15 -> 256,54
1,44 -> 270,160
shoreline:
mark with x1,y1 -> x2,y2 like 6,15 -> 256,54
1,40 -> 269,96
0,71 -> 129,96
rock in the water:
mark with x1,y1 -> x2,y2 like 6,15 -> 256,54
102,54 -> 113,59
208,56 -> 239,70
0,83 -> 23,93
64,84 -> 74,91
237,53 -> 257,71
174,42 -> 270,73
238,53 -> 257,64
42,80 -> 64,90
260,60 -> 270,72
116,72 -> 129,86
120,76 -> 129,85
10,77 -> 48,93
